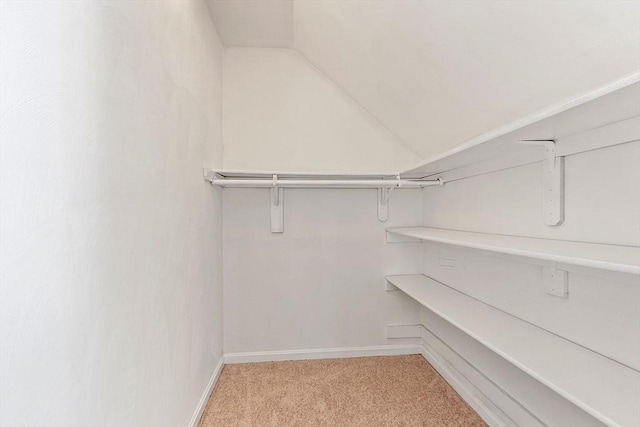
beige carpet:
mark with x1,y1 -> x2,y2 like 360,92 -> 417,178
198,354 -> 487,426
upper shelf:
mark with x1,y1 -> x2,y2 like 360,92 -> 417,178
386,227 -> 640,275
211,169 -> 400,179
401,76 -> 640,179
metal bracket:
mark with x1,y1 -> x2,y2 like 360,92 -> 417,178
378,187 -> 394,222
270,174 -> 283,233
377,174 -> 401,222
203,168 -> 216,183
542,263 -> 568,298
518,140 -> 564,226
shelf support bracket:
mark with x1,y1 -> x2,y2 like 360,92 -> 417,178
542,262 -> 568,298
271,174 -> 284,233
378,174 -> 400,222
203,167 -> 216,184
518,140 -> 564,226
378,187 -> 394,222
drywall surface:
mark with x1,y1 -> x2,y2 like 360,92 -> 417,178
223,188 -> 422,353
0,1 -> 223,425
222,48 -> 420,173
418,139 -> 640,421
294,1 -> 640,160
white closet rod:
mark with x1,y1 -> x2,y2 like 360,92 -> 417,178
212,177 -> 443,188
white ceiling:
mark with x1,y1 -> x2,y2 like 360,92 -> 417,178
205,0 -> 640,160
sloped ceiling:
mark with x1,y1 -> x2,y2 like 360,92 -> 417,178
206,0 -> 640,161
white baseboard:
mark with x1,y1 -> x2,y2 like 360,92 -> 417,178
224,344 -> 423,364
419,338 -> 513,427
188,355 -> 225,427
417,322 -> 546,427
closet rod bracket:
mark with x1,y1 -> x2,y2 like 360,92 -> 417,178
377,174 -> 401,222
271,174 -> 284,233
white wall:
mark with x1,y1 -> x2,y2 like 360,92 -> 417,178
222,188 -> 422,354
0,1 -> 223,425
222,48 -> 420,173
418,136 -> 640,423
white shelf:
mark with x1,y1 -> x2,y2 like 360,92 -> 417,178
386,274 -> 640,427
210,169 -> 399,179
386,227 -> 640,275
402,78 -> 639,179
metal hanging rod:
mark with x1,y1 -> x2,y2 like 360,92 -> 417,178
202,169 -> 444,231
209,175 -> 443,188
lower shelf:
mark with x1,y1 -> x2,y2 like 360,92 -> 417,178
385,274 -> 640,427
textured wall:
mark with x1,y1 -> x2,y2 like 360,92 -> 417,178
0,1 -> 223,425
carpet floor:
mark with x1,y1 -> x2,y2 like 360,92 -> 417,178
198,354 -> 487,426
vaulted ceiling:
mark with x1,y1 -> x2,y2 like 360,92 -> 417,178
205,0 -> 640,161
